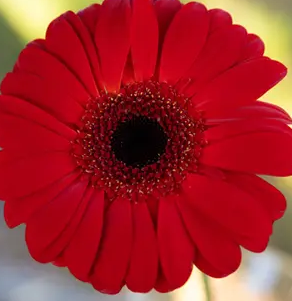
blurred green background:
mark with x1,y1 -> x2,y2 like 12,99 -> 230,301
0,0 -> 291,253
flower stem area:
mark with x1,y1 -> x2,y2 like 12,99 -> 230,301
202,273 -> 212,301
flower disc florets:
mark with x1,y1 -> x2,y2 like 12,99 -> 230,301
72,80 -> 206,200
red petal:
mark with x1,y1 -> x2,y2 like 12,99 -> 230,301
205,119 -> 292,143
0,152 -> 76,200
63,11 -> 102,91
202,131 -> 292,176
0,95 -> 76,140
194,254 -> 225,278
64,189 -> 104,282
16,44 -> 89,106
153,0 -> 181,79
208,9 -> 232,32
25,179 -> 88,262
45,13 -> 98,96
27,38 -> 46,49
122,53 -> 135,85
126,202 -> 158,293
11,39 -> 44,74
53,256 -> 67,267
131,0 -> 158,81
157,196 -> 193,289
4,171 -> 80,228
1,72 -> 84,125
154,0 -> 181,47
77,4 -> 101,37
184,25 -> 247,95
193,58 -> 287,110
226,173 -> 286,221
205,101 -> 292,125
0,151 -> 38,166
0,113 -> 70,153
91,198 -> 132,294
154,264 -> 173,293
181,174 -> 272,252
36,187 -> 95,264
160,2 -> 209,84
241,34 -> 265,61
95,0 -> 131,92
147,196 -> 159,227
178,198 -> 241,277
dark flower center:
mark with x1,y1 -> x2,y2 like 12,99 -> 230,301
72,81 -> 206,200
111,115 -> 168,168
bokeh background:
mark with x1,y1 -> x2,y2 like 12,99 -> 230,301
0,0 -> 291,300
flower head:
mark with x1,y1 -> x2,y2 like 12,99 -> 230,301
1,0 -> 292,294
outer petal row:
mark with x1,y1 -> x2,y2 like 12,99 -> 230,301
1,0 -> 286,123
2,157 -> 285,292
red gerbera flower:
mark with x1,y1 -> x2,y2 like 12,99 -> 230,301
1,0 -> 292,294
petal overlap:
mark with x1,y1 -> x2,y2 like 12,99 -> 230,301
0,0 -> 291,294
